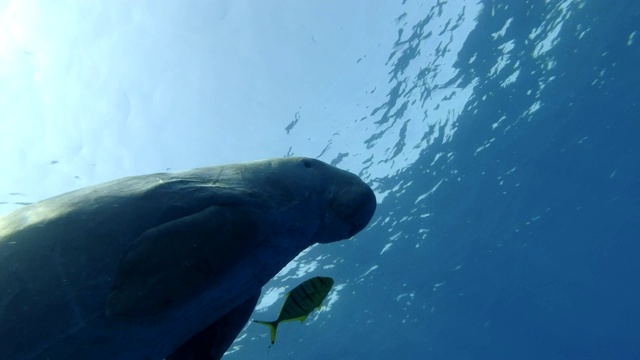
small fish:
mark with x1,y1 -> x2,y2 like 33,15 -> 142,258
253,276 -> 334,344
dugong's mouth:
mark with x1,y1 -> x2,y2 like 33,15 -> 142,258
332,185 -> 377,237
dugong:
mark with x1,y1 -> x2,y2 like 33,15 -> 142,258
0,157 -> 376,360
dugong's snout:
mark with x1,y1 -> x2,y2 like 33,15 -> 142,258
327,178 -> 377,240
266,157 -> 376,243
336,184 -> 377,236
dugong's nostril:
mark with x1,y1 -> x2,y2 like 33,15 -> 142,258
302,159 -> 313,168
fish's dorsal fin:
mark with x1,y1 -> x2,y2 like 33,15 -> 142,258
280,315 -> 308,324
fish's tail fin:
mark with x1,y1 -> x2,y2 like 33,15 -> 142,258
253,320 -> 279,344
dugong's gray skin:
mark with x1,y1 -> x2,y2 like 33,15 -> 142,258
0,157 -> 376,360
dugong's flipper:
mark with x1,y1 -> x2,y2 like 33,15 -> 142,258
106,206 -> 264,320
167,294 -> 260,360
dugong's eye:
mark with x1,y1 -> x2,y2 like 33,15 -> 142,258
302,159 -> 313,168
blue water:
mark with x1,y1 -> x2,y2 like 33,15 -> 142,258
226,1 -> 640,359
1,0 -> 638,359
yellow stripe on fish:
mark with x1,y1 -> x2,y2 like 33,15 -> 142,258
253,276 -> 334,344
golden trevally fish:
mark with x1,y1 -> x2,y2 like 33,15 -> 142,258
254,276 -> 334,344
